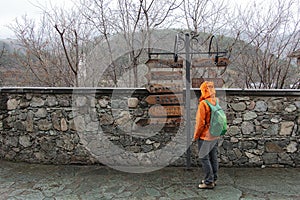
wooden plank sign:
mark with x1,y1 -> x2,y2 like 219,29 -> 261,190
149,105 -> 183,117
216,57 -> 230,66
146,59 -> 183,68
192,58 -> 216,68
192,57 -> 229,68
145,94 -> 183,105
192,78 -> 224,88
145,71 -> 182,81
146,84 -> 183,94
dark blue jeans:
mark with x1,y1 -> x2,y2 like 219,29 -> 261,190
198,139 -> 219,184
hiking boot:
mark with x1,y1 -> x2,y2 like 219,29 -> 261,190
201,180 -> 217,186
198,182 -> 214,189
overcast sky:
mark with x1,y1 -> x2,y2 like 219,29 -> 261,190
0,0 -> 293,39
0,0 -> 75,38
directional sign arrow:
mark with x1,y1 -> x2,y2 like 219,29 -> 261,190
149,105 -> 183,117
192,58 -> 216,68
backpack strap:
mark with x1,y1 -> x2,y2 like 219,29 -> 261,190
200,100 -> 211,126
204,99 -> 218,107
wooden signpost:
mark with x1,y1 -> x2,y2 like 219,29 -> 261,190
145,59 -> 183,84
149,105 -> 183,117
146,34 -> 229,168
145,59 -> 184,127
144,56 -> 227,127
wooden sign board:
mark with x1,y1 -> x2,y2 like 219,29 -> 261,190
149,105 -> 183,117
146,84 -> 183,94
216,57 -> 230,66
145,94 -> 183,105
146,59 -> 183,68
192,58 -> 216,68
192,78 -> 224,88
145,71 -> 182,80
192,57 -> 229,68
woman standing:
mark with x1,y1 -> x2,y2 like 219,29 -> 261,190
193,81 -> 219,189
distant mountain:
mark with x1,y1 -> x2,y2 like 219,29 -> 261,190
0,38 -> 21,53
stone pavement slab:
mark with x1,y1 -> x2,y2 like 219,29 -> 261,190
0,161 -> 299,200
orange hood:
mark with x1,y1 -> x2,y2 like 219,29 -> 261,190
199,81 -> 216,101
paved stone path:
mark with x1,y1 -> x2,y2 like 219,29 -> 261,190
0,161 -> 299,200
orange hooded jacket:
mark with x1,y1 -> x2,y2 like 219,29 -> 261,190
193,81 -> 219,141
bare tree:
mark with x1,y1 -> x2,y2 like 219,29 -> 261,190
182,0 -> 228,34
112,0 -> 181,87
10,15 -> 66,86
7,0 -> 299,89
78,0 -> 122,86
9,3 -> 94,87
0,44 -> 7,85
224,0 -> 300,89
44,4 -> 96,87
0,45 -> 6,67
78,0 -> 181,87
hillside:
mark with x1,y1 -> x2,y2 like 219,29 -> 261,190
0,31 -> 299,88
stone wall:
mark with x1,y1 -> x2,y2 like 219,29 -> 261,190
0,88 -> 299,168
216,90 -> 299,167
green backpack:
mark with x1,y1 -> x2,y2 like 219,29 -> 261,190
204,99 -> 227,136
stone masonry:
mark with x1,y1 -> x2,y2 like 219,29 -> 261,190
0,88 -> 299,167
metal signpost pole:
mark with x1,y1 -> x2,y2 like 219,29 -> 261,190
185,33 -> 191,169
